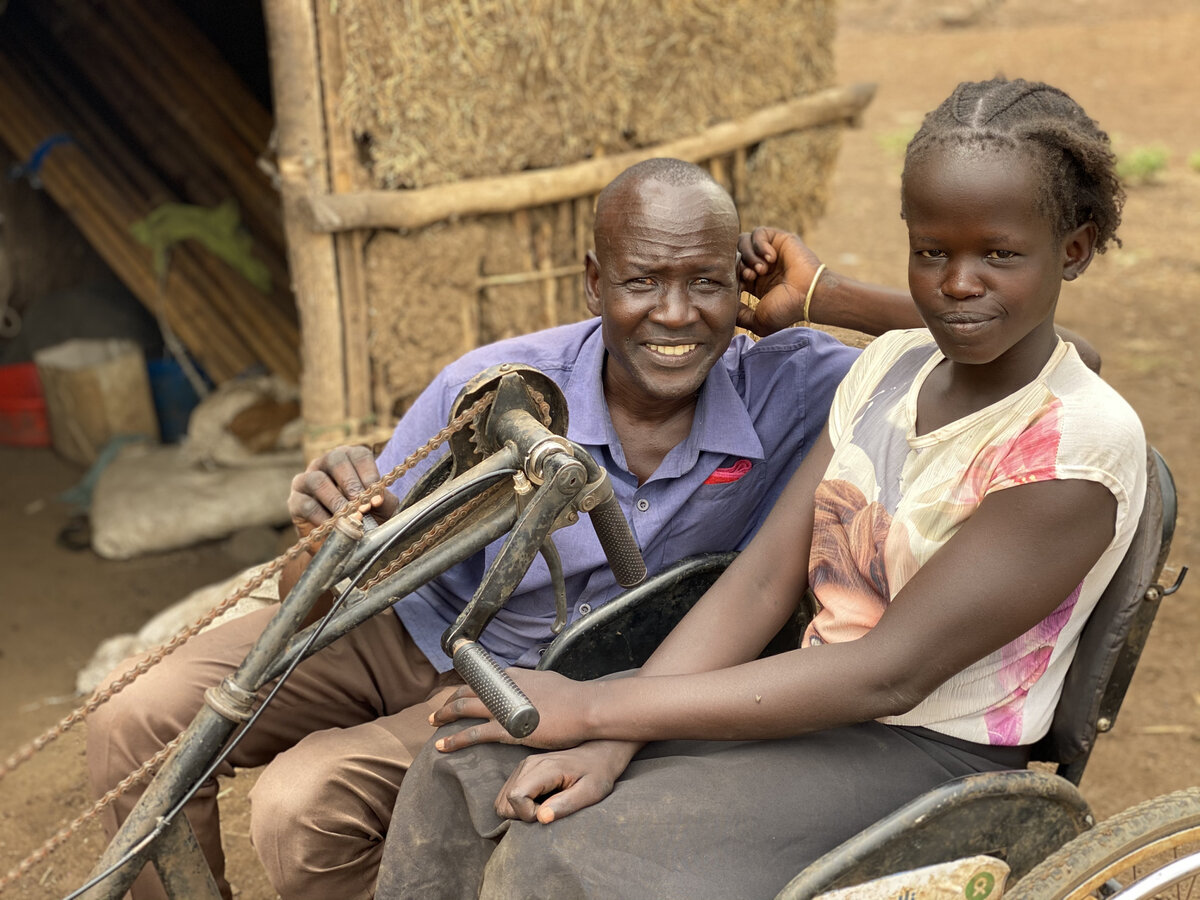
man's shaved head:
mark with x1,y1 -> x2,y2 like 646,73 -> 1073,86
597,158 -> 724,206
594,159 -> 738,260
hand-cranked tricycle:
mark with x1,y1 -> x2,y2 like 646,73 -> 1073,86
47,364 -> 1191,899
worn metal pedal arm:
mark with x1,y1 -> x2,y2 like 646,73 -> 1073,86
443,450 -> 587,656
435,371 -> 648,738
441,451 -> 588,738
264,498 -> 518,682
76,519 -> 368,900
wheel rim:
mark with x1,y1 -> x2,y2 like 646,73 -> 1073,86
1065,824 -> 1200,899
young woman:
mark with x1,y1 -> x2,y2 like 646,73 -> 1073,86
375,77 -> 1146,900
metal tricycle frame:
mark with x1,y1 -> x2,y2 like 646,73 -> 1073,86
71,364 -> 646,899
69,364 -> 1190,900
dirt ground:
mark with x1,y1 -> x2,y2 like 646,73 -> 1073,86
1,2 -> 1197,898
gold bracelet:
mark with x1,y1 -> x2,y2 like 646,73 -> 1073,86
803,262 -> 827,324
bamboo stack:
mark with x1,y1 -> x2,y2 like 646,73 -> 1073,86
0,2 -> 300,384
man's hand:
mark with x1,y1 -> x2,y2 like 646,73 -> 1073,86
287,444 -> 398,539
494,740 -> 640,824
736,226 -> 823,336
430,669 -> 594,752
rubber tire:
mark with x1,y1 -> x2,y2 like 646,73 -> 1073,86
1004,787 -> 1200,900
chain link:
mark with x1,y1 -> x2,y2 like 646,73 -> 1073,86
361,485 -> 501,593
0,736 -> 182,894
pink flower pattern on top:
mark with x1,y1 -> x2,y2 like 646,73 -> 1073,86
967,400 -> 1070,741
952,401 -> 1064,508
984,581 -> 1082,744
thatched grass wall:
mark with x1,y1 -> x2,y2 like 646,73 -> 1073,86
269,0 -> 848,449
338,1 -> 835,190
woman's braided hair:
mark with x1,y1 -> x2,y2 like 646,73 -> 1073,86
903,77 -> 1124,252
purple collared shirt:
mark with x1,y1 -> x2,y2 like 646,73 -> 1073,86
375,318 -> 858,671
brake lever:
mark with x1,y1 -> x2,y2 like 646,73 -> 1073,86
513,472 -> 568,634
540,536 -> 568,635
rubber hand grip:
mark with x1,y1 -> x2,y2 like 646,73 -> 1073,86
588,494 -> 647,587
452,641 -> 540,739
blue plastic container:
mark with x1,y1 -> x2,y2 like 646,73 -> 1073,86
147,357 -> 204,443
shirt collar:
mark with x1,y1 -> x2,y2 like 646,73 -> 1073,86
562,323 -> 765,468
562,323 -> 613,447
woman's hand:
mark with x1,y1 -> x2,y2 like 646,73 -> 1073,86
494,740 -> 640,824
431,669 -> 595,752
736,226 -> 824,336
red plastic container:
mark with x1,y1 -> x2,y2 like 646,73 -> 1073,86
0,361 -> 51,447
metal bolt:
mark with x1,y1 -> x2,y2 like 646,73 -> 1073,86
1144,586 -> 1162,602
1097,716 -> 1112,732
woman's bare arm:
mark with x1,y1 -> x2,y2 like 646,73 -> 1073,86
435,428 -> 1117,748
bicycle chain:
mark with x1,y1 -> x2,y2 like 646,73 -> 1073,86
0,737 -> 181,894
0,389 -> 498,893
361,486 -> 502,594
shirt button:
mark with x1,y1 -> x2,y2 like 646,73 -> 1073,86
635,498 -> 650,512
578,603 -> 592,615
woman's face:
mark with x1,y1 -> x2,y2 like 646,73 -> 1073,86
902,145 -> 1092,378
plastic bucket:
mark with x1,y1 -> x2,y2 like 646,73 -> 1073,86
0,361 -> 52,447
147,356 -> 203,443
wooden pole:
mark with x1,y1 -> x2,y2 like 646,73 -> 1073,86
262,0 -> 349,456
314,0 -> 374,439
536,220 -> 557,329
0,9 -> 300,383
574,196 -> 590,312
27,0 -> 287,257
123,0 -> 275,154
475,265 -> 584,289
302,83 -> 877,233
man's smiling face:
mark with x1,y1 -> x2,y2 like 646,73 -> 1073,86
586,177 -> 741,410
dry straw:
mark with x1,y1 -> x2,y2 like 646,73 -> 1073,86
327,0 -> 842,428
336,0 -> 836,189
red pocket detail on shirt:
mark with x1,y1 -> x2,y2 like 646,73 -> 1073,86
704,458 -> 753,484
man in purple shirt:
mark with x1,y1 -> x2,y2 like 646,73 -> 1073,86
86,158 -> 925,900
377,313 -> 857,673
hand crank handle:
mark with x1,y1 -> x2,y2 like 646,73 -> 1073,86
566,441 -> 647,589
588,492 -> 647,588
451,639 -> 540,738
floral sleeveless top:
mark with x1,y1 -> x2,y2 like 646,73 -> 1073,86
805,330 -> 1145,746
